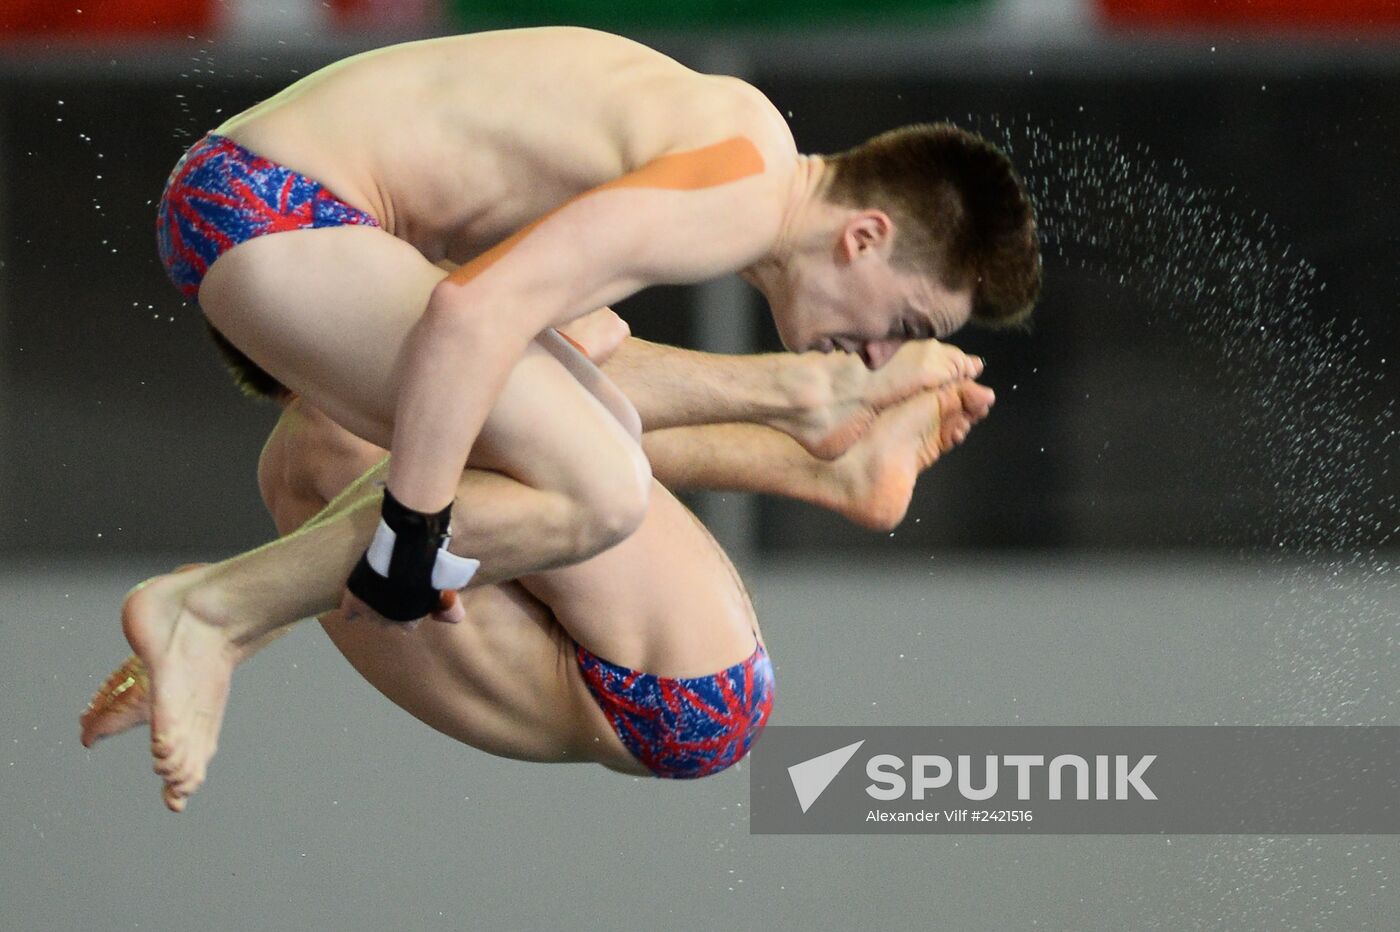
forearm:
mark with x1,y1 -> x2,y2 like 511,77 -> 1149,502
385,303 -> 532,512
601,336 -> 827,432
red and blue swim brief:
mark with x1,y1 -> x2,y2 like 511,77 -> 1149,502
575,637 -> 775,779
155,132 -> 380,301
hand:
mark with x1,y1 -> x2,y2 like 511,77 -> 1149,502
557,307 -> 630,365
773,339 -> 985,460
338,587 -> 465,633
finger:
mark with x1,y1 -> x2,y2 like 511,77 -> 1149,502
433,590 -> 466,624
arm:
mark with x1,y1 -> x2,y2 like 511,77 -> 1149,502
387,134 -> 783,513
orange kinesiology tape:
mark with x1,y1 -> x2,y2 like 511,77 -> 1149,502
446,136 -> 766,287
553,328 -> 589,357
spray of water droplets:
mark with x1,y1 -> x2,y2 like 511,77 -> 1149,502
981,113 -> 1397,722
976,115 -> 1398,927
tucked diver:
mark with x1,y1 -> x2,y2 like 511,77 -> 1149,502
144,25 -> 1037,810
88,311 -> 993,809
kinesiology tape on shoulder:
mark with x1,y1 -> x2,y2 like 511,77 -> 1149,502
345,489 -> 480,622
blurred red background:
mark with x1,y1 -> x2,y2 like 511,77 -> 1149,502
0,0 -> 214,35
1101,0 -> 1400,28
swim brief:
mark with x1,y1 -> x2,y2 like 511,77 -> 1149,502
155,132 -> 380,301
575,637 -> 775,779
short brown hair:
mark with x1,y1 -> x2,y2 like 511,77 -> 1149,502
822,122 -> 1041,328
204,321 -> 291,403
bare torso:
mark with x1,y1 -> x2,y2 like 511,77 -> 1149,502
216,27 -> 797,265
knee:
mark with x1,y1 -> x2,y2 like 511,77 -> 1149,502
608,393 -> 643,445
568,444 -> 652,557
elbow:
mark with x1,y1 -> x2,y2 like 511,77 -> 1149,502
420,279 -> 527,354
422,279 -> 475,338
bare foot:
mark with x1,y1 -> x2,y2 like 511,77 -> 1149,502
121,569 -> 239,812
827,381 -> 993,531
775,341 -> 984,460
79,564 -> 208,751
79,654 -> 151,748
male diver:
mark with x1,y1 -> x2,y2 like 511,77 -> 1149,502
91,312 -> 994,810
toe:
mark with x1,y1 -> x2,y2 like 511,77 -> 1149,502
163,739 -> 191,780
153,736 -> 181,772
151,721 -> 180,758
163,784 -> 186,812
172,776 -> 201,800
155,753 -> 181,779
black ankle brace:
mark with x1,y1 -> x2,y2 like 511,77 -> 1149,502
345,489 -> 479,622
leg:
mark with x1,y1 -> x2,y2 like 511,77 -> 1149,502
115,467 -> 714,806
87,580 -> 646,778
121,334 -> 661,809
640,379 -> 995,530
109,473 -> 763,798
199,226 -> 650,583
98,379 -> 990,801
599,335 -> 985,455
119,374 -> 989,805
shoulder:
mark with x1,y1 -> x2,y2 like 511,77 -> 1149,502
689,75 -> 797,163
258,400 -> 385,533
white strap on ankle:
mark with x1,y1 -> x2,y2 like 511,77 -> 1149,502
365,519 -> 480,591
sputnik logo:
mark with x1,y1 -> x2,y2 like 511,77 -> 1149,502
787,740 -> 865,813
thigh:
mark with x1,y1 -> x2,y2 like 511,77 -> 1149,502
199,225 -> 440,446
469,335 -> 645,494
517,480 -> 762,678
316,580 -> 641,771
199,225 -> 642,490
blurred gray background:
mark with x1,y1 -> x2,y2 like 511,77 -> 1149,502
2,1 -> 1398,929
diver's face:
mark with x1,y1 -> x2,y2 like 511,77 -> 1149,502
772,248 -> 974,370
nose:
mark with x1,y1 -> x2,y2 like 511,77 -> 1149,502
860,340 -> 900,370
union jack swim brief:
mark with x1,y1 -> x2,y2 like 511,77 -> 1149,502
576,637 -> 775,778
156,132 -> 380,301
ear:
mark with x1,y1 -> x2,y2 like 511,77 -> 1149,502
839,210 -> 894,261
